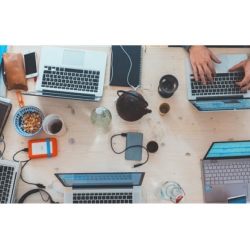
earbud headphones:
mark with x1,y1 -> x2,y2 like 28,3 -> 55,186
18,189 -> 59,203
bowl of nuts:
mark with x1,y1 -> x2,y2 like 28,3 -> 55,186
13,106 -> 44,137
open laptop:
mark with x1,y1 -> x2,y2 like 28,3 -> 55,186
185,53 -> 250,111
22,46 -> 107,101
55,172 -> 145,204
201,141 -> 250,203
0,159 -> 21,203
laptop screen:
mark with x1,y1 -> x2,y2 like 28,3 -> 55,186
204,141 -> 250,159
55,172 -> 145,188
190,98 -> 250,111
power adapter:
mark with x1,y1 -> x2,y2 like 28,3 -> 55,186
28,138 -> 58,159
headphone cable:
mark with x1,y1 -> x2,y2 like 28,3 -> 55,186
13,148 -> 45,188
110,133 -> 149,168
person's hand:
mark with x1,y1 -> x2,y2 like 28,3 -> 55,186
229,59 -> 250,91
189,46 -> 221,85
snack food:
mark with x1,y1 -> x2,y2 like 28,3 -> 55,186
22,112 -> 42,134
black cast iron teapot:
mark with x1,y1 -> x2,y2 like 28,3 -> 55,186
116,90 -> 152,122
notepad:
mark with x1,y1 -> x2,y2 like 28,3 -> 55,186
0,100 -> 12,136
110,45 -> 142,88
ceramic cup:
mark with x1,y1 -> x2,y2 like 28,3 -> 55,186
42,114 -> 67,136
159,103 -> 170,115
158,74 -> 179,98
147,141 -> 159,153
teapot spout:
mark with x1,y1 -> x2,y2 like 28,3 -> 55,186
143,108 -> 152,115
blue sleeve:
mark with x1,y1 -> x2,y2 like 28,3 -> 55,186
183,46 -> 191,52
0,45 -> 8,65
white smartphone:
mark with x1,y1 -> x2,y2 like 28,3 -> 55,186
23,50 -> 38,78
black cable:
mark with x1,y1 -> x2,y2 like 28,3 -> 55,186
18,189 -> 59,203
38,190 -> 58,203
110,133 -> 149,168
38,190 -> 50,202
12,148 -> 45,188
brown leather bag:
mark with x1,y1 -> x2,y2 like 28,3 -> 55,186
1,53 -> 28,91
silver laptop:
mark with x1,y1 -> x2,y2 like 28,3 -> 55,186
22,46 -> 107,101
0,159 -> 21,203
201,141 -> 250,203
185,53 -> 250,111
55,172 -> 145,204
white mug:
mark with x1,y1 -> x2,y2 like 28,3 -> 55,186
42,114 -> 67,136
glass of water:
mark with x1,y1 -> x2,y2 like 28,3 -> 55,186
160,181 -> 184,203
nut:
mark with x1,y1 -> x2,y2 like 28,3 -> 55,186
22,112 -> 42,134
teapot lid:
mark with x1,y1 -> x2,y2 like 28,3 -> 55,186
117,90 -> 148,108
116,90 -> 151,122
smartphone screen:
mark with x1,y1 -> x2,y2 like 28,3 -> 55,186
24,52 -> 37,76
228,195 -> 247,204
125,132 -> 143,161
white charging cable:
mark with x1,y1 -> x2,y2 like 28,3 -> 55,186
51,180 -> 64,194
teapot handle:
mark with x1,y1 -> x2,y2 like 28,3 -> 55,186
117,90 -> 148,107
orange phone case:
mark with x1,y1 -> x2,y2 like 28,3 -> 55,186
28,138 -> 58,159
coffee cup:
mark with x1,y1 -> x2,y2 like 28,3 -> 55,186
42,114 -> 67,136
159,103 -> 170,115
147,141 -> 159,153
158,74 -> 179,98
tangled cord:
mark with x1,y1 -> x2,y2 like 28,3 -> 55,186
12,148 -> 45,188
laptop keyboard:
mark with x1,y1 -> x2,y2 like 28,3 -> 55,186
41,66 -> 100,93
0,165 -> 14,203
191,72 -> 246,96
204,162 -> 250,185
73,192 -> 133,204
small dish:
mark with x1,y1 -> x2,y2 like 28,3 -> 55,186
13,106 -> 44,137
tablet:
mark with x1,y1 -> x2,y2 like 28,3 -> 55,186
0,101 -> 12,136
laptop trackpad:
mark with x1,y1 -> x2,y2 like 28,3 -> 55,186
213,55 -> 228,73
205,185 -> 226,202
225,184 -> 248,200
62,50 -> 84,66
205,184 -> 247,203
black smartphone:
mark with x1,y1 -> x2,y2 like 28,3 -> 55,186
23,50 -> 38,78
125,132 -> 143,161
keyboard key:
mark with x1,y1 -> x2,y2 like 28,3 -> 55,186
71,191 -> 134,204
224,180 -> 244,184
191,72 -> 245,96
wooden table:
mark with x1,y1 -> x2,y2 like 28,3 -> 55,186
3,45 -> 250,203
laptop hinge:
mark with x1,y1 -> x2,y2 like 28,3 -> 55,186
42,90 -> 96,100
196,95 -> 244,101
72,186 -> 134,190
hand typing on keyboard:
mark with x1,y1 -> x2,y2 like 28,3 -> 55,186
188,46 -> 221,85
229,58 -> 250,92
